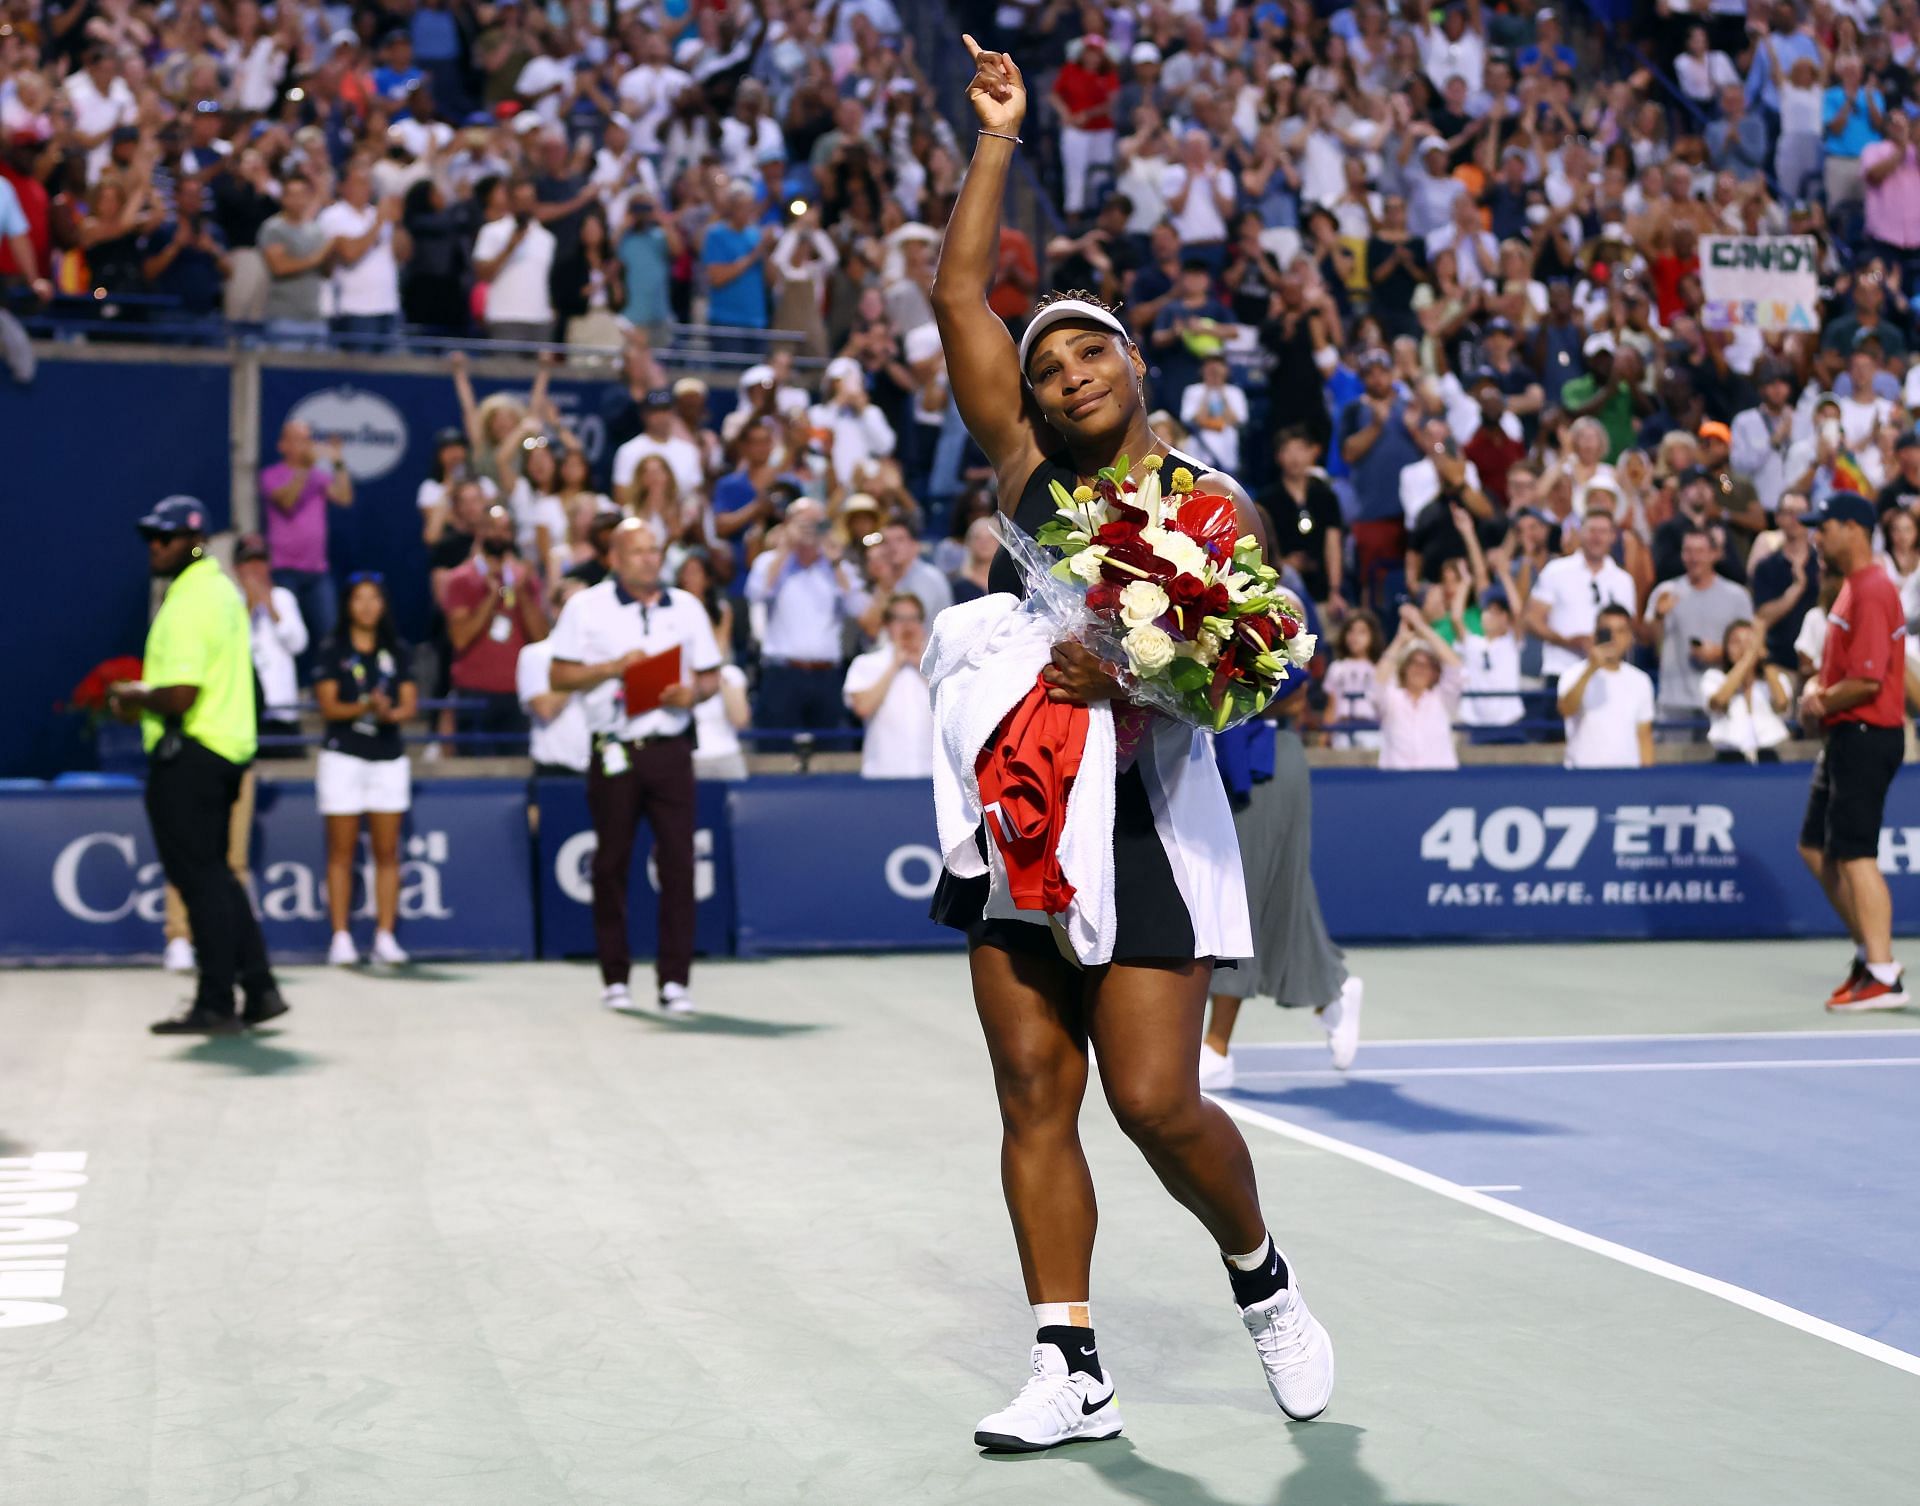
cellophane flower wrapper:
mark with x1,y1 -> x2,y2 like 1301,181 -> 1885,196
989,454 -> 1315,734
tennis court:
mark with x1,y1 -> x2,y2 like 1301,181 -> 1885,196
4,938 -> 1917,1504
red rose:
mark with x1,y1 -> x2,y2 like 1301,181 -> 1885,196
1278,614 -> 1299,640
1100,534 -> 1175,583
1085,581 -> 1122,614
1166,573 -> 1207,608
1095,519 -> 1144,547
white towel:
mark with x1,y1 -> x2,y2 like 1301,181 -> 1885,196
922,593 -> 1119,965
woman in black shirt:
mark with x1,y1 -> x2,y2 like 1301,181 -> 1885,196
313,575 -> 418,968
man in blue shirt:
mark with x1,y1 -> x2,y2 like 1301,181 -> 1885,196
702,184 -> 773,331
1338,349 -> 1424,606
1148,259 -> 1234,409
1744,5 -> 1821,123
1822,51 -> 1886,211
372,31 -> 425,110
137,178 -> 229,320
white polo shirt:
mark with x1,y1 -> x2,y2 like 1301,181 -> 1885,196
610,430 -> 706,498
545,580 -> 723,742
316,200 -> 401,316
1530,553 -> 1639,676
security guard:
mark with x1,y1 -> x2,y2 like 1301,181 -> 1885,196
548,518 -> 722,1016
109,497 -> 287,1035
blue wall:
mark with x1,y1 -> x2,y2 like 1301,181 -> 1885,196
4,359 -> 231,777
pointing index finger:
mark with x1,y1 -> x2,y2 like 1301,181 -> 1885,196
963,33 -> 984,63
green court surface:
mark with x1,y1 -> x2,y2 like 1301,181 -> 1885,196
3,941 -> 1918,1505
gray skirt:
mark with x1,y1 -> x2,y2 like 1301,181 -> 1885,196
1213,729 -> 1347,1009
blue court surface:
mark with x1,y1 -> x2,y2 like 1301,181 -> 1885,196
1219,1029 -> 1920,1360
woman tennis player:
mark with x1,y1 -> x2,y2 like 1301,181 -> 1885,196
928,36 -> 1335,1451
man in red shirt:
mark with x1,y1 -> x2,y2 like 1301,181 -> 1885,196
443,505 -> 551,756
1462,370 -> 1527,513
1797,492 -> 1908,1011
1050,35 -> 1120,217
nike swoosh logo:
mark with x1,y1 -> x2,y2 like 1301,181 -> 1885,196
1078,1345 -> 1097,1358
1081,1389 -> 1114,1416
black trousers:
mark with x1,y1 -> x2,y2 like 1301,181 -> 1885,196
585,735 -> 696,990
145,738 -> 276,1014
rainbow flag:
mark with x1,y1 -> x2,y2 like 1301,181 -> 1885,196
1832,452 -> 1871,497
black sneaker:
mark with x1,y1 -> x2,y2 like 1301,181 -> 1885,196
242,991 -> 290,1027
150,1009 -> 245,1036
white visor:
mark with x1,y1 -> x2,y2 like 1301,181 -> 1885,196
1018,299 -> 1131,380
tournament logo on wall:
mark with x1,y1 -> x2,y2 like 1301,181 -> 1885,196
286,385 -> 410,481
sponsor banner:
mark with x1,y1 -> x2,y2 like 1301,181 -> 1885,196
1308,763 -> 1920,942
727,776 -> 964,955
0,780 -> 533,962
531,777 -> 735,961
1700,236 -> 1821,333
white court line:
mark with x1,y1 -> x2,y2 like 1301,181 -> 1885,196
1234,1027 -> 1920,1053
1234,1056 -> 1920,1081
1214,1096 -> 1920,1380
1468,1185 -> 1522,1192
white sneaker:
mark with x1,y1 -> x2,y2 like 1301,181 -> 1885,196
162,937 -> 196,974
1199,1042 -> 1235,1091
973,1342 -> 1124,1452
658,982 -> 696,1017
370,931 -> 410,966
1241,1272 -> 1335,1421
1321,976 -> 1363,1072
602,982 -> 639,1014
327,931 -> 359,967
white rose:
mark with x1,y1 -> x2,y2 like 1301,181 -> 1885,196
1123,622 -> 1177,675
1286,631 -> 1318,668
1118,580 -> 1170,627
1069,548 -> 1107,584
1139,525 -> 1210,581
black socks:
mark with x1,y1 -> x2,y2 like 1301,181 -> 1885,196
1225,1237 -> 1290,1309
1037,1324 -> 1102,1381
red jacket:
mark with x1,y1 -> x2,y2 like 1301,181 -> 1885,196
976,673 -> 1090,915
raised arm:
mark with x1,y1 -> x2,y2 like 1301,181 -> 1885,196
929,37 -> 1045,481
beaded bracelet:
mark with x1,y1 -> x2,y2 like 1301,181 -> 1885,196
979,129 -> 1024,145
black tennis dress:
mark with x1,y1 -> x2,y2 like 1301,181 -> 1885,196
928,450 -> 1254,965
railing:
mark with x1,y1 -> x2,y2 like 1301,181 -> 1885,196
13,294 -> 822,369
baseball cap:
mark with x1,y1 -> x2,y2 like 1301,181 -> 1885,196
1583,332 -> 1616,358
738,363 -> 776,390
1852,327 -> 1887,353
1676,465 -> 1714,488
1358,347 -> 1393,370
643,388 -> 674,409
1016,297 -> 1131,378
1698,420 -> 1731,444
136,496 -> 208,538
1897,430 -> 1920,452
1081,33 -> 1107,51
1807,492 -> 1876,531
1130,42 -> 1162,65
234,532 -> 270,564
825,355 -> 865,388
1483,316 -> 1514,338
672,376 -> 709,399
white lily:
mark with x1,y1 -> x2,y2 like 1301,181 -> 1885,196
1137,467 -> 1163,529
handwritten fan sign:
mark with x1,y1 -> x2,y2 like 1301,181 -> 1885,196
1700,236 -> 1821,333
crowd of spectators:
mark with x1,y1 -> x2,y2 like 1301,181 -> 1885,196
14,0 -> 1920,773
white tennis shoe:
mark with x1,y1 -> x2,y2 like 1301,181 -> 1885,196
1241,1273 -> 1335,1420
370,931 -> 409,966
602,983 -> 639,1014
658,982 -> 697,1017
327,931 -> 359,967
162,937 -> 196,974
974,1342 -> 1124,1452
1199,1042 -> 1235,1091
1321,977 -> 1363,1071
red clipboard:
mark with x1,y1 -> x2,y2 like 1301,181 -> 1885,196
622,645 -> 682,715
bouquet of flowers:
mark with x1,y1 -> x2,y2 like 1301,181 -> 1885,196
63,656 -> 145,728
999,454 -> 1314,732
